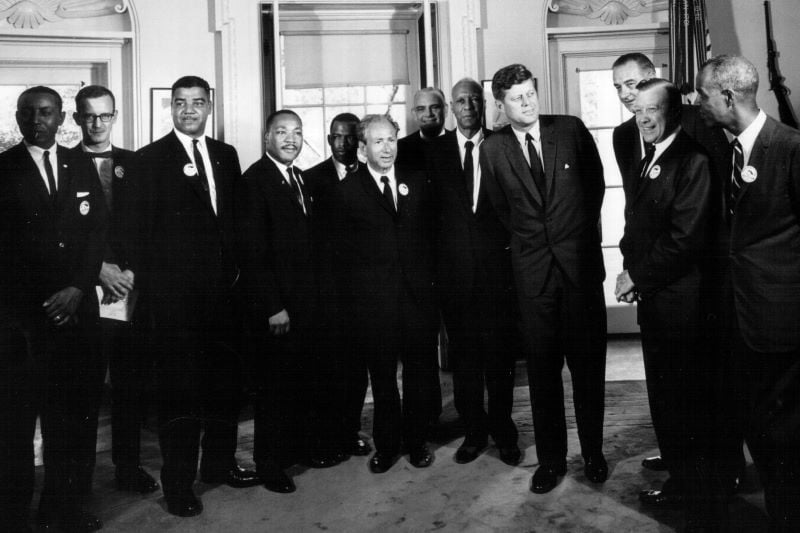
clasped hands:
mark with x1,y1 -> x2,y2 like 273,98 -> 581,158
99,262 -> 135,304
614,270 -> 637,303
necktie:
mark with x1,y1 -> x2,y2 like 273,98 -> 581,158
380,175 -> 395,211
287,166 -> 306,214
729,139 -> 744,216
87,151 -> 113,159
638,143 -> 656,180
463,140 -> 475,208
192,139 -> 209,192
525,134 -> 546,202
43,150 -> 57,201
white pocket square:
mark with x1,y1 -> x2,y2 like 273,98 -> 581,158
564,163 -> 570,169
76,191 -> 90,198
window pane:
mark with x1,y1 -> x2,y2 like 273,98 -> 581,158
289,106 -> 325,170
579,70 -> 626,128
283,88 -> 323,106
366,84 -> 406,104
601,186 -> 626,247
324,86 -> 364,105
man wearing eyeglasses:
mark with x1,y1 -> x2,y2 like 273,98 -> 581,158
69,86 -> 160,497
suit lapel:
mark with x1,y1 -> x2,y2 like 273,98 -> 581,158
445,133 -> 474,213
167,132 -> 216,215
264,156 -> 307,216
735,118 -> 774,212
539,117 -> 557,202
502,129 -> 543,208
53,146 -> 74,213
358,167 -> 396,216
14,143 -> 53,209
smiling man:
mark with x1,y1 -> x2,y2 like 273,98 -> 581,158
397,87 -> 446,171
136,76 -> 258,518
480,64 -> 608,495
615,78 -> 715,530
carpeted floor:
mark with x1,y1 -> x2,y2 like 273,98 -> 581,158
29,340 -> 770,532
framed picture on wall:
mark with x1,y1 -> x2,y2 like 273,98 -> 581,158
150,87 -> 215,141
482,78 -> 537,132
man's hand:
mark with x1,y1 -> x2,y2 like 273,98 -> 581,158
268,309 -> 290,336
43,287 -> 84,326
615,270 -> 637,303
99,262 -> 135,302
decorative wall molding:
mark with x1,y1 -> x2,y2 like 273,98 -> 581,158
0,0 -> 129,29
548,0 -> 668,25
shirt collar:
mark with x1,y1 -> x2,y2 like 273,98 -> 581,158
332,157 -> 358,179
456,128 -> 484,148
173,128 -> 207,152
265,151 -> 297,181
24,140 -> 57,156
367,163 -> 395,188
650,126 -> 681,164
727,109 -> 767,164
511,121 -> 540,147
81,142 -> 112,154
420,128 -> 446,140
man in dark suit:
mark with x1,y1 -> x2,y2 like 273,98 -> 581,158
697,54 -> 800,532
480,64 -> 608,494
236,109 -> 323,493
397,87 -> 446,171
137,76 -> 258,518
330,114 -> 438,474
614,79 -> 715,529
611,51 -> 742,495
0,86 -> 108,533
304,113 -> 373,461
69,85 -> 159,496
428,78 -> 518,465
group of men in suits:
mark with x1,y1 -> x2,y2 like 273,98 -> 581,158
611,52 -> 800,532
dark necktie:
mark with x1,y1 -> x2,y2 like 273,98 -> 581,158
43,150 -> 57,201
192,139 -> 209,192
525,133 -> 546,202
463,140 -> 475,208
638,143 -> 656,180
381,175 -> 395,212
729,139 -> 744,216
287,166 -> 306,214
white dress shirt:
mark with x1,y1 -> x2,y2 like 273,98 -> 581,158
367,164 -> 397,208
725,109 -> 767,166
266,152 -> 306,214
456,128 -> 485,212
174,129 -> 217,214
511,121 -> 544,170
24,141 -> 59,193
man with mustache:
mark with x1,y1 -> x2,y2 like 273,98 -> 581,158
427,78 -> 519,465
137,75 -> 259,518
0,85 -> 108,532
69,85 -> 159,496
237,109 -> 317,492
304,113 -> 373,464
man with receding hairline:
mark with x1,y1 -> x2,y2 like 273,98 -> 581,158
397,87 -> 447,171
697,54 -> 800,531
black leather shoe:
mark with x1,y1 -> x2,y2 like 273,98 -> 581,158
530,464 -> 566,494
116,465 -> 160,494
409,444 -> 434,468
454,440 -> 487,464
639,488 -> 684,507
59,510 -> 103,532
350,437 -> 372,456
498,444 -> 522,466
584,455 -> 609,483
257,461 -> 296,493
641,455 -> 667,471
165,487 -> 203,517
368,452 -> 395,473
201,464 -> 261,488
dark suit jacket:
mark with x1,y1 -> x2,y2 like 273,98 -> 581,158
725,115 -> 800,352
618,130 -> 711,299
68,145 -> 139,272
236,155 -> 314,328
480,116 -> 605,297
0,142 -> 107,322
136,131 -> 241,330
427,129 -> 512,302
330,165 -> 436,328
397,129 -> 438,171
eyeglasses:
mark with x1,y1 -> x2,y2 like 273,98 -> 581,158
79,113 -> 115,124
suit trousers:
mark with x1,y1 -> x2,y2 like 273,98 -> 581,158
357,289 -> 438,456
328,328 -> 369,451
0,313 -> 104,527
516,263 -> 606,466
725,327 -> 800,532
443,290 -> 518,446
155,324 -> 241,495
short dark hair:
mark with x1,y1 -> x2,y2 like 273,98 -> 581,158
612,53 -> 656,74
266,109 -> 302,131
171,76 -> 211,98
330,112 -> 360,132
18,85 -> 63,112
75,85 -> 116,111
357,114 -> 399,143
635,78 -> 683,123
491,64 -> 533,101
